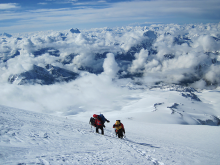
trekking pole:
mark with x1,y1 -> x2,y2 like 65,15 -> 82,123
89,122 -> 92,132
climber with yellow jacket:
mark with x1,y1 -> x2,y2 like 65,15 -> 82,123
113,120 -> 125,138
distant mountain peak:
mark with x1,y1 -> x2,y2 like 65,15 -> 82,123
8,64 -> 79,85
0,32 -> 12,38
69,28 -> 81,33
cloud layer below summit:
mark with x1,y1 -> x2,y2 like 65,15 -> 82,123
0,23 -> 220,114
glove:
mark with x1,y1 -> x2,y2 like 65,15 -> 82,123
107,120 -> 110,123
103,125 -> 106,128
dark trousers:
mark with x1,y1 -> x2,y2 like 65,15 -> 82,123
116,129 -> 123,138
96,125 -> 104,135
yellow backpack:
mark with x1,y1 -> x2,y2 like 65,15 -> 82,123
114,120 -> 122,130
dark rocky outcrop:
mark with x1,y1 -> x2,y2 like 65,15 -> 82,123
8,64 -> 79,85
70,28 -> 81,34
33,48 -> 60,57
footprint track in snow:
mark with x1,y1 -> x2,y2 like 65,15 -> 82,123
101,129 -> 164,165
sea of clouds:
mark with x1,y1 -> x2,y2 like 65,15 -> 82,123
0,23 -> 219,114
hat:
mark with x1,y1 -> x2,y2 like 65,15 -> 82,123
116,120 -> 121,125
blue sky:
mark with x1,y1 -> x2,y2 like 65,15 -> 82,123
0,0 -> 220,33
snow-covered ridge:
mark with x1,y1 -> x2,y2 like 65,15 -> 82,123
120,82 -> 220,126
8,64 -> 79,85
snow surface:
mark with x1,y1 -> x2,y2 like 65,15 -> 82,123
1,104 -> 220,165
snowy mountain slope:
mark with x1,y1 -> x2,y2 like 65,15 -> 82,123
0,105 -> 163,165
8,64 -> 79,85
65,82 -> 220,126
1,105 -> 220,165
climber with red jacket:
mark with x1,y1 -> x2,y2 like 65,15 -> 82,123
113,120 -> 125,138
93,114 -> 110,135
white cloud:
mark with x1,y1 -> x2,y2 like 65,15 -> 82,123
196,35 -> 220,52
204,65 -> 220,84
98,0 -> 106,2
0,3 -> 19,10
129,49 -> 149,73
102,53 -> 119,78
190,79 -> 207,89
1,23 -> 220,117
38,3 -> 48,5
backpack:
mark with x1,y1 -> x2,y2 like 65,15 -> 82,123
99,114 -> 106,124
89,117 -> 96,126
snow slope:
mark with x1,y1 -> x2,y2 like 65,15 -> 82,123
1,104 -> 220,165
